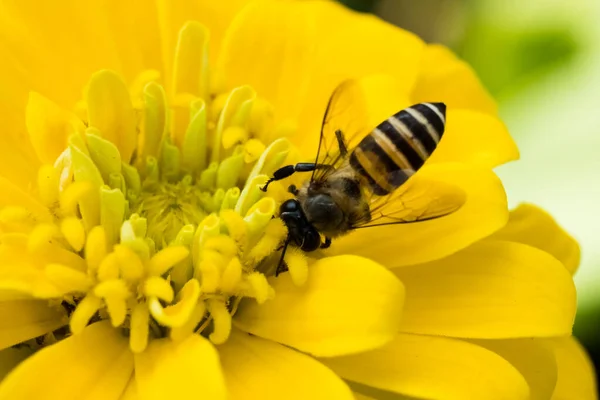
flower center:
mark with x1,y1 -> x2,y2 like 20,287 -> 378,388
2,21 -> 309,353
133,178 -> 208,246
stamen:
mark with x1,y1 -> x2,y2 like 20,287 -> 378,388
143,277 -> 175,302
3,20 -> 308,352
130,302 -> 150,353
70,294 -> 103,334
285,247 -> 309,287
207,299 -> 232,344
60,217 -> 86,252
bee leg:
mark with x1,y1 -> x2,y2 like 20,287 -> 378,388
320,236 -> 332,249
288,184 -> 299,195
261,163 -> 327,192
275,237 -> 292,277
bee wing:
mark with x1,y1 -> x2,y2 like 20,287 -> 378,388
353,172 -> 467,228
311,79 -> 375,182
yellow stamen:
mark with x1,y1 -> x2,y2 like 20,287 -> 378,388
170,301 -> 207,342
285,247 -> 309,287
197,259 -> 221,293
114,244 -> 145,281
207,299 -> 232,345
60,181 -> 93,217
60,217 -> 86,252
144,277 -> 175,302
97,253 -> 120,281
85,226 -> 107,273
149,246 -> 190,276
94,279 -> 131,299
149,279 -> 201,327
244,272 -> 274,304
220,257 -> 243,293
70,294 -> 103,334
5,21 -> 301,350
130,301 -> 150,353
44,264 -> 93,293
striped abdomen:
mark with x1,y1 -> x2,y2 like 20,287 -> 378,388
349,102 -> 446,195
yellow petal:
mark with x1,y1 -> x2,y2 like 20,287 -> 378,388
134,334 -> 226,400
351,393 -> 376,400
548,336 -> 598,400
0,176 -> 52,223
0,0 -> 123,108
172,21 -> 209,100
119,376 -> 139,400
322,334 -> 529,400
429,109 -> 519,168
411,44 -> 498,116
472,339 -> 557,400
219,0 -> 316,125
100,1 -> 162,81
154,0 -> 251,85
0,347 -> 33,380
0,298 -> 66,350
331,163 -> 508,267
26,92 -> 84,164
394,240 -> 576,338
234,255 -> 404,357
0,321 -> 133,400
218,329 -> 353,400
86,70 -> 137,163
0,133 -> 39,193
491,203 -> 580,274
219,0 -> 424,149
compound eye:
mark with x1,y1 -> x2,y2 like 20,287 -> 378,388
280,199 -> 300,213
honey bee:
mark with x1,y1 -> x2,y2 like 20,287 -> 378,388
261,79 -> 465,275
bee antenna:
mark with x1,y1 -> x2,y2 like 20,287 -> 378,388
260,178 -> 275,192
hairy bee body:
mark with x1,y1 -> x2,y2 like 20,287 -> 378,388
349,102 -> 446,196
261,82 -> 454,275
295,102 -> 446,238
295,162 -> 368,238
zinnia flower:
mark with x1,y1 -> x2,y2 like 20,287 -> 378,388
0,0 -> 595,399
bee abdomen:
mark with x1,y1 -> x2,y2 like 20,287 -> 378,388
349,102 -> 446,195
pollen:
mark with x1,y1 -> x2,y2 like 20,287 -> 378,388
1,21 -> 304,352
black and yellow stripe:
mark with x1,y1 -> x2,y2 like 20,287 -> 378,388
349,102 -> 446,195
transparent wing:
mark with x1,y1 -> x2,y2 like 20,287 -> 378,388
353,173 -> 467,228
313,78 -> 461,228
311,79 -> 374,183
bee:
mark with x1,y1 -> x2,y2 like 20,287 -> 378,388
261,79 -> 465,275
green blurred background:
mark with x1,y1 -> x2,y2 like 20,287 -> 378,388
339,0 -> 600,370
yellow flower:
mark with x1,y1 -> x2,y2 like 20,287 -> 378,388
0,1 -> 595,400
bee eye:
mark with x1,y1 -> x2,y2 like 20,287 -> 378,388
280,199 -> 301,213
